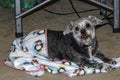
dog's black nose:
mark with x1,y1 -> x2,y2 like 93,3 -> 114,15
81,29 -> 86,34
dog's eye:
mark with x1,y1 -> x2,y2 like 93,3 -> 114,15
86,23 -> 91,28
75,27 -> 79,31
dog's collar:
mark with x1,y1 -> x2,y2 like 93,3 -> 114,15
79,42 -> 93,47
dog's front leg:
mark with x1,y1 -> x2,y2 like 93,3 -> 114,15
73,57 -> 103,69
95,51 -> 116,65
76,58 -> 113,71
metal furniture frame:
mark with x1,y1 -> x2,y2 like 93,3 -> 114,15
15,0 -> 53,37
15,0 -> 120,37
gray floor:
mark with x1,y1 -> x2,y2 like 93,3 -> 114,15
0,0 -> 120,80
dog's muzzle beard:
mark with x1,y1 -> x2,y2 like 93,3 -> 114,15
74,34 -> 92,46
79,29 -> 92,44
80,29 -> 89,40
80,32 -> 92,45
81,34 -> 90,40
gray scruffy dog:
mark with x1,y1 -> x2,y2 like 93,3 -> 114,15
47,16 -> 116,71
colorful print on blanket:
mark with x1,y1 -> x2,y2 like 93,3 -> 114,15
4,29 -> 120,77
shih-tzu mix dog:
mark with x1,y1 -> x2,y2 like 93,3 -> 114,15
47,16 -> 116,70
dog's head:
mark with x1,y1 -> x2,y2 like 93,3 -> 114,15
63,16 -> 102,45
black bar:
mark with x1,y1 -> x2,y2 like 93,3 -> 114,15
15,0 -> 23,37
113,0 -> 120,32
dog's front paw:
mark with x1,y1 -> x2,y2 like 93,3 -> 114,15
102,64 -> 112,71
109,60 -> 117,65
104,58 -> 117,65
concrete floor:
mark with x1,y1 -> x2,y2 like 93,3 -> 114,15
0,0 -> 120,80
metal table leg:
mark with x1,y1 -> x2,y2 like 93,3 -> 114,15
15,0 -> 23,37
14,0 -> 55,38
113,0 -> 120,32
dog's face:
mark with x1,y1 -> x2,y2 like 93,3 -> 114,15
63,16 -> 102,45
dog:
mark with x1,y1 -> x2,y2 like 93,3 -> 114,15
9,16 -> 116,71
47,16 -> 116,71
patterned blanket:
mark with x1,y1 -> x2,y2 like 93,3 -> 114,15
4,29 -> 120,77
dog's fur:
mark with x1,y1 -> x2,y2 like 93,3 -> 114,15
47,16 -> 116,70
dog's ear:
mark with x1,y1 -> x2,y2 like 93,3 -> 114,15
88,16 -> 102,25
63,21 -> 74,35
